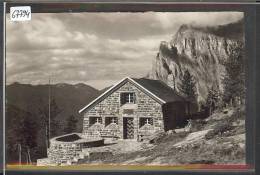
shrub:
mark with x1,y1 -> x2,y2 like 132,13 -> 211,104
189,119 -> 207,132
205,122 -> 233,140
231,107 -> 245,120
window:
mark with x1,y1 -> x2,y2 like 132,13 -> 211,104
139,118 -> 153,128
105,117 -> 118,126
121,92 -> 135,105
89,117 -> 102,126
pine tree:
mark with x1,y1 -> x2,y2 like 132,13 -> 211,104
178,69 -> 197,115
39,99 -> 62,148
6,106 -> 38,163
206,86 -> 220,115
49,99 -> 62,136
178,69 -> 197,101
222,42 -> 245,106
20,115 -> 38,164
21,115 -> 38,149
64,115 -> 78,134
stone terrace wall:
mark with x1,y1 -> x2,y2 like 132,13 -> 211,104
83,81 -> 164,139
47,141 -> 82,165
47,137 -> 104,165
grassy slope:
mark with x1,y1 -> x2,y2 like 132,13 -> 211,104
89,105 -> 245,165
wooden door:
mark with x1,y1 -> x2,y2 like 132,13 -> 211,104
123,117 -> 134,139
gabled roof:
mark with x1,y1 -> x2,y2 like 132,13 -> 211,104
132,78 -> 185,103
79,77 -> 185,114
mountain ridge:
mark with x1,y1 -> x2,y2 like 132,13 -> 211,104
149,19 -> 244,103
6,82 -> 101,131
6,82 -> 102,163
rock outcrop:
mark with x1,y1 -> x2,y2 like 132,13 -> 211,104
149,20 -> 244,103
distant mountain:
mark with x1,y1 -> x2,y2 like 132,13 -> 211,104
6,82 -> 101,163
6,82 -> 100,133
148,19 -> 244,102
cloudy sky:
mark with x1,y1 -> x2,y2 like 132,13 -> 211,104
6,12 -> 243,89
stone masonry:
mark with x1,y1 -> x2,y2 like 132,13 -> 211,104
82,81 -> 164,139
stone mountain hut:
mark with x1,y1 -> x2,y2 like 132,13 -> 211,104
79,77 -> 195,141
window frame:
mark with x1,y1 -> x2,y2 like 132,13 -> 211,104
89,117 -> 102,126
139,117 -> 153,128
105,117 -> 118,126
120,92 -> 136,105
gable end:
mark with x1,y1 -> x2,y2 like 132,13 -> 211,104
79,77 -> 166,114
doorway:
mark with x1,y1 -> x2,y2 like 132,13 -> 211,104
123,117 -> 134,139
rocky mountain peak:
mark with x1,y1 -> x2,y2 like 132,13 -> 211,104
149,20 -> 244,103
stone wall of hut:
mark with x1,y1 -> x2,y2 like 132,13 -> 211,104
82,82 -> 164,139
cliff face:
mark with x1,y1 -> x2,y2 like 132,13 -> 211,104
149,20 -> 244,103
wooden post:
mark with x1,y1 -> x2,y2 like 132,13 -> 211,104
45,125 -> 49,149
26,152 -> 28,165
48,78 -> 51,147
27,147 -> 31,164
18,143 -> 21,165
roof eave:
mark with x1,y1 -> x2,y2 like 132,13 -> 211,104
128,77 -> 166,104
78,77 -> 129,114
78,77 -> 167,114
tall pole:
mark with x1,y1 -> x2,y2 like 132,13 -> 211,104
45,125 -> 48,149
27,147 -> 31,164
18,143 -> 21,165
48,77 -> 51,148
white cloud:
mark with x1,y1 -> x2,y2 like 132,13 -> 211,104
6,12 -> 243,89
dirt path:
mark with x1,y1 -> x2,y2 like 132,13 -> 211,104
83,139 -> 153,155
